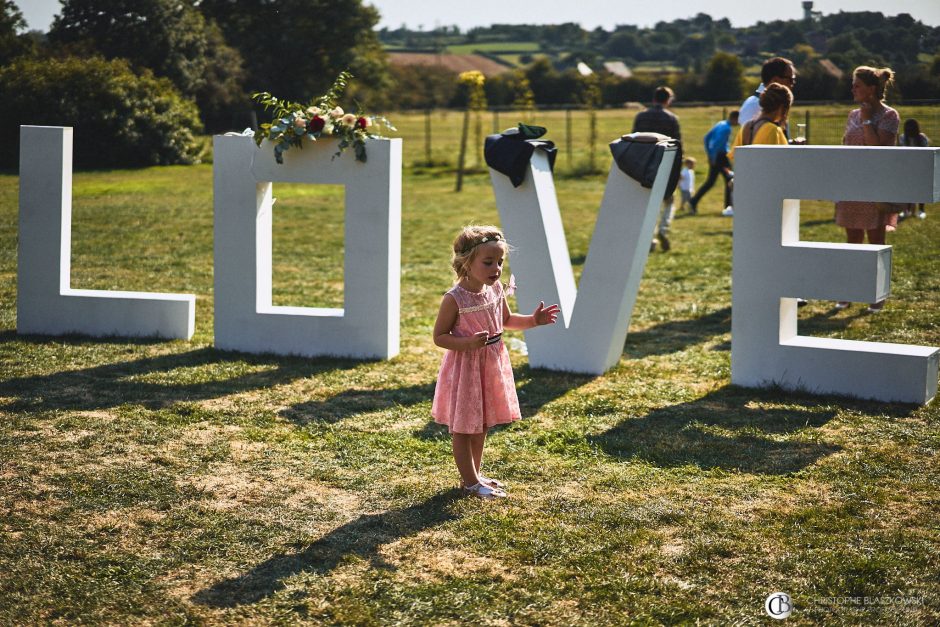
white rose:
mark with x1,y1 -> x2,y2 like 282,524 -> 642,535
306,106 -> 322,116
341,113 -> 357,127
330,106 -> 344,118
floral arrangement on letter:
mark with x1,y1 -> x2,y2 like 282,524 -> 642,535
252,71 -> 394,164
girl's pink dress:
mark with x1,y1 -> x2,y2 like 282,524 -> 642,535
432,282 -> 521,434
835,106 -> 900,230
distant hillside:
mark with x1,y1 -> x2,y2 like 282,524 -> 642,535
378,10 -> 940,108
378,11 -> 940,76
388,52 -> 510,77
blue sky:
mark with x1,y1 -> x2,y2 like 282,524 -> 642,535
18,0 -> 940,32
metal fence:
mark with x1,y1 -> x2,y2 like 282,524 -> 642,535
791,104 -> 940,146
389,103 -> 940,173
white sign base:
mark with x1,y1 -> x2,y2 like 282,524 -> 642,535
17,126 -> 195,340
490,145 -> 677,374
732,145 -> 940,404
213,136 -> 401,359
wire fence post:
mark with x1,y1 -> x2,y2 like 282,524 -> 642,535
588,109 -> 597,172
455,108 -> 470,192
565,107 -> 573,169
424,109 -> 432,165
805,110 -> 811,144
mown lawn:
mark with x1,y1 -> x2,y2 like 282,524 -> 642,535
1,107 -> 939,625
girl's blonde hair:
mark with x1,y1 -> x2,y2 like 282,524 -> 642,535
853,66 -> 895,102
451,225 -> 508,278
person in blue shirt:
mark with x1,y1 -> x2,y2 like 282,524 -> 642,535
690,110 -> 738,214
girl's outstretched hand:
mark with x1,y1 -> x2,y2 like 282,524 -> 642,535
532,301 -> 560,326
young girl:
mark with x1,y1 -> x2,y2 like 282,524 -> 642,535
432,225 -> 559,499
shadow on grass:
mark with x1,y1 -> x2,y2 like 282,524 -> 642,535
192,489 -> 462,608
281,363 -> 593,441
590,386 -> 847,475
624,300 -> 879,359
515,365 -> 594,418
0,335 -> 361,412
283,382 -> 436,426
623,306 -> 732,357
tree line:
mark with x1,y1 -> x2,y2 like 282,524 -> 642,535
2,1 -> 939,167
384,12 -> 940,108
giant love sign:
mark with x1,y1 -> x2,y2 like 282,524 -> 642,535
15,127 -> 940,404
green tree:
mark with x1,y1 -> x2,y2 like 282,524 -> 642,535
48,0 -> 245,131
605,31 -> 642,61
386,64 -> 456,109
0,56 -> 201,168
0,0 -> 33,64
826,33 -> 883,70
199,0 -> 389,107
699,52 -> 745,102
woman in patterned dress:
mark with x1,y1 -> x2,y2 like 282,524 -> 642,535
834,66 -> 899,313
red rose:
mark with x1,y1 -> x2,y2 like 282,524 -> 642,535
356,116 -> 368,129
308,115 -> 325,132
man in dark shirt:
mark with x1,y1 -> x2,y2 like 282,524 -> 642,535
633,86 -> 681,252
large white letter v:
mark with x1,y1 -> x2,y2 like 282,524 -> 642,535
489,142 -> 676,374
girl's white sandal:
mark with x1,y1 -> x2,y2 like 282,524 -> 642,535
464,483 -> 508,499
478,475 -> 506,489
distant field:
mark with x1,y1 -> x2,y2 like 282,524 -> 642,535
387,51 -> 510,76
631,61 -> 684,73
446,41 -> 540,54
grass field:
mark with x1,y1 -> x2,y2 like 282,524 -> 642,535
445,42 -> 540,55
1,106 -> 939,625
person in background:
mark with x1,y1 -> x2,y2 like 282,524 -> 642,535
726,83 -> 792,219
633,85 -> 682,252
678,157 -> 697,213
740,57 -> 797,126
690,110 -> 738,214
833,66 -> 899,313
728,84 -> 807,306
899,118 -> 929,220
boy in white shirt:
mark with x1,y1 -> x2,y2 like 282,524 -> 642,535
678,157 -> 696,213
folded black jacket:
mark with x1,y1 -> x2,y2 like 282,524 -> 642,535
609,132 -> 681,198
484,126 -> 558,187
